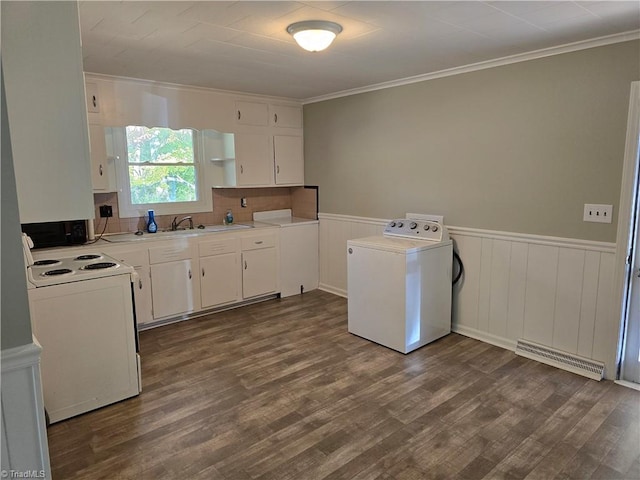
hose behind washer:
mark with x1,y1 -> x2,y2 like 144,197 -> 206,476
453,250 -> 464,285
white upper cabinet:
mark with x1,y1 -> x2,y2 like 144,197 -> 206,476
88,124 -> 116,192
274,135 -> 304,185
227,100 -> 304,187
85,82 -> 100,113
3,1 -> 94,223
270,104 -> 303,128
234,133 -> 273,186
235,101 -> 269,126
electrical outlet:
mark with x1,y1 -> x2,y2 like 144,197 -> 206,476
99,205 -> 113,218
241,197 -> 247,208
583,204 -> 612,223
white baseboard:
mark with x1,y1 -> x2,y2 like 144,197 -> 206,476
452,324 -> 517,351
319,284 -> 347,298
615,380 -> 640,391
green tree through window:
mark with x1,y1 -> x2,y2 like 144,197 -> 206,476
126,126 -> 197,204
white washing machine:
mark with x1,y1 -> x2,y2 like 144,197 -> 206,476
347,217 -> 452,353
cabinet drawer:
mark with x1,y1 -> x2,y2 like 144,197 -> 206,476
148,243 -> 192,264
241,232 -> 276,251
199,237 -> 237,257
111,249 -> 147,267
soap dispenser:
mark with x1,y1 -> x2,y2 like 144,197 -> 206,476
225,209 -> 234,225
147,209 -> 158,233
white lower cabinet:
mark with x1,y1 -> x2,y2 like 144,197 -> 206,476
148,242 -> 197,320
242,249 -> 277,299
200,254 -> 239,307
241,231 -> 278,299
279,223 -> 319,297
150,259 -> 196,319
132,265 -> 153,325
199,236 -> 240,309
99,227 -> 288,325
105,247 -> 153,325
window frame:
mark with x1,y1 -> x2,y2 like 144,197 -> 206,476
111,126 -> 212,219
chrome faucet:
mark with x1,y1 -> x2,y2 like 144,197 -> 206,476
171,216 -> 193,231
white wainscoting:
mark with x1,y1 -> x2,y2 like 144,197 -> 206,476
318,213 -> 619,379
1,338 -> 51,477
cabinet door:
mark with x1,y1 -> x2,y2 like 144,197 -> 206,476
280,224 -> 319,297
274,135 -> 304,185
150,259 -> 196,319
242,248 -> 277,299
235,101 -> 268,126
89,124 -> 109,191
235,133 -> 272,186
108,248 -> 153,325
200,253 -> 239,308
133,266 -> 153,325
85,82 -> 100,113
270,104 -> 302,128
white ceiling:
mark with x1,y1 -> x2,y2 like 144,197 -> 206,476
79,1 -> 640,102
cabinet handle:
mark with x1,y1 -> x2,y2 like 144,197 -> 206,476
202,267 -> 205,277
92,95 -> 97,108
188,269 -> 192,279
138,279 -> 142,289
244,260 -> 247,270
99,164 -> 103,176
274,113 -> 278,123
240,165 -> 244,174
237,110 -> 241,120
254,241 -> 263,245
276,165 -> 280,174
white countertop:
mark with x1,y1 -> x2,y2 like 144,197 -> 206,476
252,209 -> 318,227
29,222 -> 278,256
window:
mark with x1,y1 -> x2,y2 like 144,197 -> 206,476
112,126 -> 212,218
126,126 -> 197,204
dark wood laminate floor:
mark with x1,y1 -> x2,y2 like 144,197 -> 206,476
48,290 -> 640,480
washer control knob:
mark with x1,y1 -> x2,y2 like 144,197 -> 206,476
409,222 -> 417,229
397,222 -> 404,228
432,225 -> 439,232
389,221 -> 396,228
424,225 -> 430,231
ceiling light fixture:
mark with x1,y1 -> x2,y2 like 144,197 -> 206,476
287,20 -> 343,52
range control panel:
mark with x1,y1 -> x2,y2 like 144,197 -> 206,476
383,219 -> 449,242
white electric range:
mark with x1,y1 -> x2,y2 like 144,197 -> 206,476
22,234 -> 141,423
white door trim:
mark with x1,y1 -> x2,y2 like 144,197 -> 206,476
613,81 -> 640,378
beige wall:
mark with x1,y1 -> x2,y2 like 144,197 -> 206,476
304,40 -> 640,242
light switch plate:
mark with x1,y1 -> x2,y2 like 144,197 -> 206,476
583,204 -> 613,223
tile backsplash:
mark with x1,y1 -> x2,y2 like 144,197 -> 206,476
93,187 -> 317,234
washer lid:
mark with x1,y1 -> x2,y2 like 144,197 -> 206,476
348,235 -> 450,253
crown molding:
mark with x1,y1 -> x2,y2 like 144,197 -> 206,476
303,30 -> 640,105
